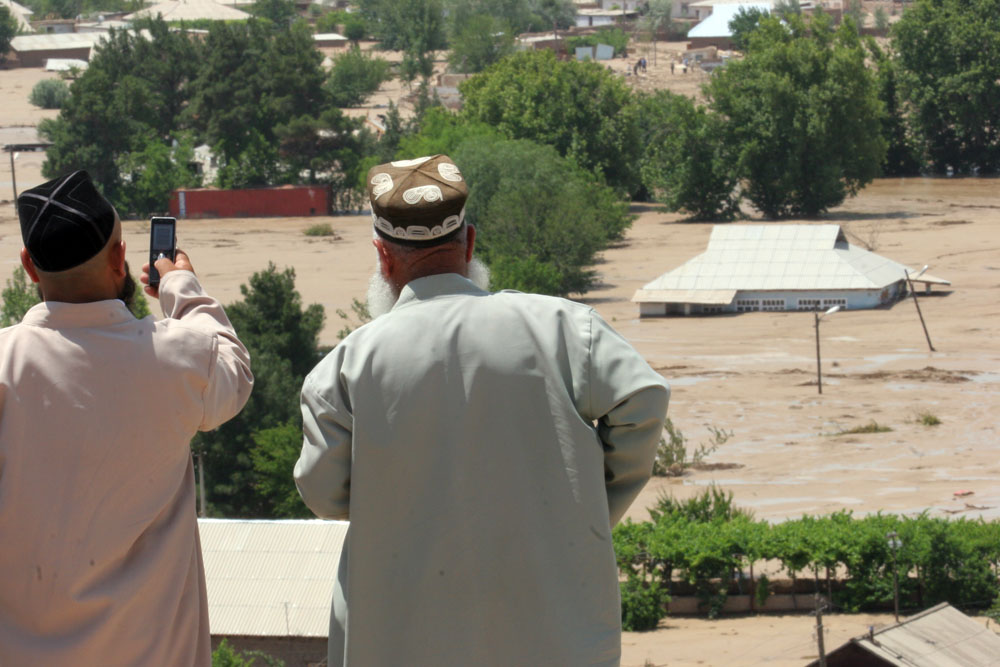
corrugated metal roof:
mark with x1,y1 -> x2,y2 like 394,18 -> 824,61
636,224 -> 937,295
811,603 -> 1000,667
11,32 -> 108,52
199,518 -> 348,637
125,0 -> 251,22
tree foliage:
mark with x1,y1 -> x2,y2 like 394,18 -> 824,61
453,137 -> 631,295
447,13 -> 515,73
193,264 -> 324,517
892,0 -> 1000,174
638,91 -> 740,221
0,7 -> 15,64
460,50 -> 643,195
706,14 -> 885,217
39,20 -> 201,213
1,267 -> 39,327
325,45 -> 392,108
727,6 -> 769,52
357,0 -> 446,52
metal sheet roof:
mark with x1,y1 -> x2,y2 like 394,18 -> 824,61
635,224 -> 940,296
11,32 -> 108,52
199,519 -> 348,637
812,603 -> 1000,667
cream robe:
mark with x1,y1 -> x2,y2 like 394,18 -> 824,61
296,273 -> 669,667
0,270 -> 252,666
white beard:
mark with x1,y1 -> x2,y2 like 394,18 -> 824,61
366,257 -> 492,320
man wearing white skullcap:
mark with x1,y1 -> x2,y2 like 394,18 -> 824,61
296,155 -> 668,666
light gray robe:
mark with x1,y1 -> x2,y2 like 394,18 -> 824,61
296,273 -> 668,666
0,270 -> 253,666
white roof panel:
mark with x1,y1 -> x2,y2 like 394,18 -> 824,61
200,519 -> 348,637
641,224 -> 944,295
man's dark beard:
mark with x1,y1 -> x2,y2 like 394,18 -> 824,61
118,261 -> 136,310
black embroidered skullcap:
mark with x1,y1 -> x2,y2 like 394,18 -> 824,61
17,170 -> 117,272
367,155 -> 468,247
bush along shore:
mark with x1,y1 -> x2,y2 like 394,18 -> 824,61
615,488 -> 1000,630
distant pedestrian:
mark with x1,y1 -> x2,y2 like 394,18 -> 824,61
633,60 -> 641,76
671,61 -> 675,74
640,56 -> 647,72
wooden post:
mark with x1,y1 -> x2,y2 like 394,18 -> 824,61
905,269 -> 935,352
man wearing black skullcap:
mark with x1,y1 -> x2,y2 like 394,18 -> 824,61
295,155 -> 669,666
0,171 -> 253,666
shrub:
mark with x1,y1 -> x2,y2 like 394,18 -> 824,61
832,420 -> 893,435
29,79 -> 71,109
651,418 -> 733,476
303,223 -> 336,237
917,412 -> 941,426
620,576 -> 669,631
325,45 -> 392,108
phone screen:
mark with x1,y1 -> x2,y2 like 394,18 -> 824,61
148,217 -> 177,287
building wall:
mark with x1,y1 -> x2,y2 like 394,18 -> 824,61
212,636 -> 327,667
169,185 -> 332,218
639,284 -> 906,317
12,47 -> 92,67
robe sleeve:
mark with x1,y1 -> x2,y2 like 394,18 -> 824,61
158,270 -> 254,431
295,358 -> 353,520
586,311 -> 669,526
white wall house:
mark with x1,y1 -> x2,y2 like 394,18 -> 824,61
633,224 -> 950,317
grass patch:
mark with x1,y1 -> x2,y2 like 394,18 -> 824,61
304,223 -> 336,237
917,411 -> 942,426
830,420 -> 893,435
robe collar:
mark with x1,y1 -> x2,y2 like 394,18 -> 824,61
394,273 -> 487,311
19,299 -> 139,329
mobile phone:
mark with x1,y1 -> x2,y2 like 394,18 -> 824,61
148,217 -> 177,288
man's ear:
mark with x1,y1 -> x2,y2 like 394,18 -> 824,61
373,238 -> 394,278
20,248 -> 41,284
108,240 -> 127,278
464,225 -> 476,264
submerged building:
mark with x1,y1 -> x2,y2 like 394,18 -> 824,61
633,224 -> 949,317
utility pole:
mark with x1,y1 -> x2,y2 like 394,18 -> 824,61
904,268 -> 935,352
815,593 -> 827,667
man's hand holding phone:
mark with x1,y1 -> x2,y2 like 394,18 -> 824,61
141,250 -> 195,299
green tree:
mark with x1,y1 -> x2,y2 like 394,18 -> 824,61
1,267 -> 40,327
447,13 -> 514,73
193,264 -> 324,517
249,0 -> 297,28
460,50 -> 643,195
454,137 -> 631,295
867,39 -> 922,176
873,5 -> 889,32
187,19 -> 327,187
249,422 -> 311,518
357,0 -> 446,52
325,45 -> 392,107
396,106 -> 501,158
892,0 -> 1000,173
706,14 -> 885,217
642,0 -> 672,65
0,7 -> 16,64
116,131 -> 201,216
275,108 -> 373,209
638,90 -> 740,221
40,19 -> 201,204
728,6 -> 769,52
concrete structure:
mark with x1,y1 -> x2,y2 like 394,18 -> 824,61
169,184 -> 333,218
313,32 -> 348,48
200,519 -> 348,667
124,0 -> 251,22
807,603 -> 1000,667
633,224 -> 950,316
